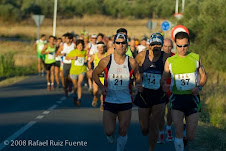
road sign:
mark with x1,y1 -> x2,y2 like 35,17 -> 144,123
146,20 -> 152,30
32,15 -> 45,27
171,25 -> 189,41
32,15 -> 45,40
161,21 -> 170,31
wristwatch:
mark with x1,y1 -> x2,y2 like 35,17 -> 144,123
197,86 -> 203,91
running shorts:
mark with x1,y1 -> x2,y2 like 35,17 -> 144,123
170,94 -> 201,116
103,102 -> 133,114
63,63 -> 71,77
134,88 -> 167,108
45,63 -> 55,71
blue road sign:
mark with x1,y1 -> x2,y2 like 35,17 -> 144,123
161,21 -> 170,31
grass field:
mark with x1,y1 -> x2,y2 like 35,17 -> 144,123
0,15 -> 170,39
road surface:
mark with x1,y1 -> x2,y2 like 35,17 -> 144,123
0,75 -> 177,151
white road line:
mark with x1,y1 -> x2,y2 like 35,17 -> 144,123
0,121 -> 37,150
36,115 -> 44,119
43,111 -> 50,115
60,96 -> 66,101
48,104 -> 58,110
0,102 -> 62,150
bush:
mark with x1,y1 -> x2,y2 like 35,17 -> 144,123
0,52 -> 36,78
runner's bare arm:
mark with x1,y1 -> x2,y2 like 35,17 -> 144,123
65,55 -> 77,60
56,45 -> 64,56
129,58 -> 143,92
88,55 -> 94,70
92,56 -> 110,88
198,57 -> 207,87
161,59 -> 171,92
135,51 -> 146,66
107,47 -> 114,56
41,44 -> 48,55
192,57 -> 208,95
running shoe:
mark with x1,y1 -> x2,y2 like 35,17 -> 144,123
65,90 -> 68,97
41,71 -> 44,77
68,85 -> 73,93
51,84 -> 54,90
183,137 -> 188,147
47,85 -> 51,91
107,135 -> 115,144
166,129 -> 174,142
183,124 -> 186,137
92,97 -> 98,107
100,105 -> 104,111
157,133 -> 164,144
76,99 -> 81,106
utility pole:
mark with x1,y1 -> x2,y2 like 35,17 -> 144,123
175,0 -> 179,14
182,0 -> 185,12
53,0 -> 57,36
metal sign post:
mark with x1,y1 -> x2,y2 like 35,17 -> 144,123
53,0 -> 58,36
146,20 -> 152,35
32,15 -> 45,40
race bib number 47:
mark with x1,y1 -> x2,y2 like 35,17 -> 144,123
175,73 -> 197,91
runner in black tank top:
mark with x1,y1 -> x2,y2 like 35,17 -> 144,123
134,33 -> 170,151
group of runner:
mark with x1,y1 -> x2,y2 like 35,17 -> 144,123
33,28 -> 207,151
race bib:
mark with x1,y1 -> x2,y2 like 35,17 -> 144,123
48,52 -> 55,60
142,72 -> 161,90
108,73 -> 129,90
175,73 -> 197,91
74,57 -> 85,66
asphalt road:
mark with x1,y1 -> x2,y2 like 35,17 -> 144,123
0,75 -> 177,151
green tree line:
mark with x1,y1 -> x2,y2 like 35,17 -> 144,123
179,0 -> 226,72
0,0 -> 176,21
179,0 -> 225,129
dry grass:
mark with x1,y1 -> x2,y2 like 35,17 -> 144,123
0,15 -> 171,39
189,121 -> 226,151
0,41 -> 35,66
0,76 -> 27,87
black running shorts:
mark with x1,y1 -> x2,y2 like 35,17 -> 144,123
103,102 -> 133,114
45,63 -> 55,71
134,88 -> 167,108
170,94 -> 201,116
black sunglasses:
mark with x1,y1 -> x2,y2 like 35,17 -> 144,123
176,44 -> 189,48
115,41 -> 127,45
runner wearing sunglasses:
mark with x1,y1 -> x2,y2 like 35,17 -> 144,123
161,32 -> 207,151
92,32 -> 142,151
134,33 -> 171,151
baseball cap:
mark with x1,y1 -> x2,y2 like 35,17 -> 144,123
91,34 -> 97,38
113,33 -> 127,43
149,33 -> 164,46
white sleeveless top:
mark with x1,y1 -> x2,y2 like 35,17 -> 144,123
105,54 -> 133,104
61,43 -> 75,64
